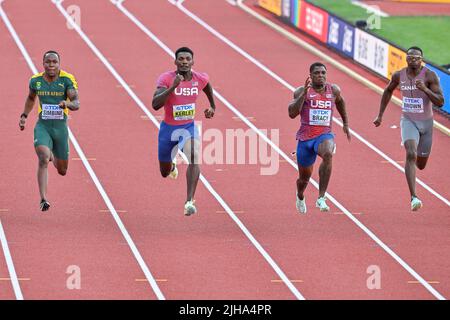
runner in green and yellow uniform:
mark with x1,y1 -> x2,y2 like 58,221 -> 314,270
19,51 -> 80,211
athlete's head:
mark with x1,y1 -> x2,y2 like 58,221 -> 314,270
174,47 -> 194,74
309,62 -> 327,87
406,46 -> 423,70
43,50 -> 60,77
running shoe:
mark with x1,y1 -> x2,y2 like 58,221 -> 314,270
184,200 -> 197,216
316,196 -> 330,212
169,160 -> 178,179
411,197 -> 423,211
296,193 -> 307,214
40,199 -> 50,212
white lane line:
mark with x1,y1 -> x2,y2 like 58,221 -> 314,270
175,0 -> 449,207
0,218 -> 22,300
350,0 -> 389,18
237,0 -> 450,136
0,0 -> 26,300
58,0 -> 306,300
3,0 -> 165,301
122,0 -> 444,300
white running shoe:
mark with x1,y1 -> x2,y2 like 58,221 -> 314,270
411,197 -> 423,211
184,200 -> 197,216
316,197 -> 330,212
169,160 -> 178,179
296,193 -> 307,214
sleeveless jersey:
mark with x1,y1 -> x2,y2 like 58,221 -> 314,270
399,66 -> 433,121
296,83 -> 335,141
156,70 -> 209,126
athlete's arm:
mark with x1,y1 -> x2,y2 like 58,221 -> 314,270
288,86 -> 306,119
289,77 -> 311,119
152,74 -> 184,110
417,70 -> 444,107
19,88 -> 37,131
203,82 -> 216,119
374,71 -> 400,127
60,88 -> 80,111
333,84 -> 351,141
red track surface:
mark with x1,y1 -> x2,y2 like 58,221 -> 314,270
0,0 -> 448,300
363,0 -> 450,16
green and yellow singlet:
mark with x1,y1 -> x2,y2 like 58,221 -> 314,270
29,70 -> 78,160
29,70 -> 78,122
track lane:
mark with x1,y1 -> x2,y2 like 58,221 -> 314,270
106,0 -> 445,298
170,1 -> 449,298
177,0 -> 450,298
0,0 -> 164,299
46,0 -> 305,299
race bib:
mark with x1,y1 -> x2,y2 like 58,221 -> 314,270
402,97 -> 424,113
173,103 -> 195,121
309,109 -> 331,126
41,104 -> 64,120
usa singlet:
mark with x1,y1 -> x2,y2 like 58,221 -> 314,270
296,84 -> 335,141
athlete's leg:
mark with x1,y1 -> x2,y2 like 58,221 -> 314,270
296,139 -> 316,201
35,145 -> 52,202
34,122 -> 53,210
404,139 -> 418,198
416,156 -> 429,170
54,158 -> 68,176
400,117 -> 422,200
317,138 -> 335,198
158,121 -> 179,178
416,119 -> 433,170
182,138 -> 200,202
297,165 -> 313,200
49,126 -> 70,176
159,162 -> 173,177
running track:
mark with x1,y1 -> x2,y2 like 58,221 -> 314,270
0,0 -> 448,300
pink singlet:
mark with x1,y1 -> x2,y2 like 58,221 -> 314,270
156,70 -> 209,126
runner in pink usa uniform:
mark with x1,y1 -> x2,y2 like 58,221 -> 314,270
157,70 -> 209,126
289,62 -> 351,214
152,47 -> 216,216
374,46 -> 444,212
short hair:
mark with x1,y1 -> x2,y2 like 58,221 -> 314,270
309,62 -> 327,73
43,50 -> 60,62
175,47 -> 194,59
407,46 -> 423,56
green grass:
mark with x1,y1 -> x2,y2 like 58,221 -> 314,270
308,0 -> 450,66
309,0 -> 369,22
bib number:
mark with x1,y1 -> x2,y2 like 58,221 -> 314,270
402,97 -> 424,113
42,104 -> 64,120
309,109 -> 331,126
173,103 -> 195,121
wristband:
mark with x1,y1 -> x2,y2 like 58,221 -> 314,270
20,113 -> 28,119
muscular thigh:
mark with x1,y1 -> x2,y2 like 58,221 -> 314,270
51,125 -> 70,161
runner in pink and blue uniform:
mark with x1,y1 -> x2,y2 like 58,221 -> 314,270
152,47 -> 216,216
289,62 -> 351,214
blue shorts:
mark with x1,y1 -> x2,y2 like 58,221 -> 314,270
158,121 -> 199,162
296,133 -> 335,167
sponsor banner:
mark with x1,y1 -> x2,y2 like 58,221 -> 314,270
354,28 -> 389,77
281,0 -> 291,20
426,64 -> 450,114
387,45 -> 407,79
258,0 -> 282,16
299,1 -> 328,43
327,15 -> 355,58
290,0 -> 302,28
